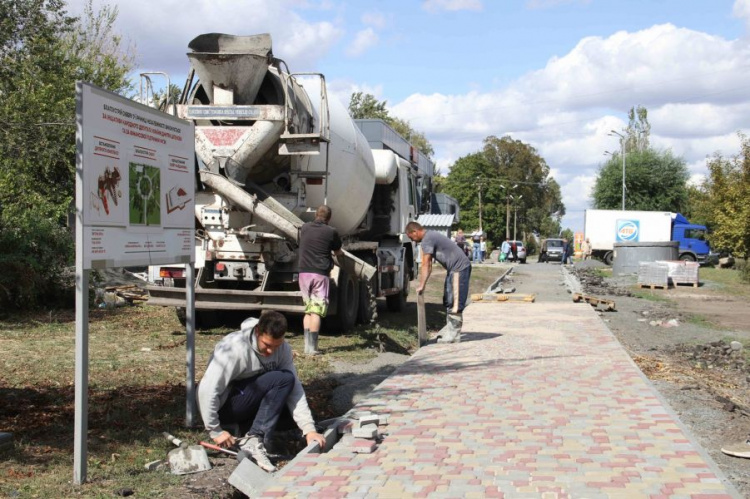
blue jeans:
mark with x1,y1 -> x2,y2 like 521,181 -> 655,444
444,265 -> 472,314
472,245 -> 480,262
218,370 -> 295,438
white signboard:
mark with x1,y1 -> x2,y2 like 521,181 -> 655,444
78,83 -> 195,269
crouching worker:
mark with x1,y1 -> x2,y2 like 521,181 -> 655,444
197,311 -> 326,472
406,221 -> 472,343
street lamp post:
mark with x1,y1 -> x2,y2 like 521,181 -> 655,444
477,177 -> 484,232
609,130 -> 626,210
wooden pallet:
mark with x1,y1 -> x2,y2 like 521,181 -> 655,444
637,283 -> 667,290
471,293 -> 536,303
572,293 -> 616,311
673,281 -> 699,288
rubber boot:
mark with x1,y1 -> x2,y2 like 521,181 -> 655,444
304,329 -> 320,355
437,314 -> 463,343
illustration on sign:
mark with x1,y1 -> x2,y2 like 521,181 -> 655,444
129,163 -> 161,225
166,185 -> 191,214
91,166 -> 122,215
616,219 -> 640,242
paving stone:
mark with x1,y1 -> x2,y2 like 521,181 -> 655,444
227,457 -> 271,497
259,303 -> 739,497
352,424 -> 378,439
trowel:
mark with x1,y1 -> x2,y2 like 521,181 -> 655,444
163,432 -> 212,475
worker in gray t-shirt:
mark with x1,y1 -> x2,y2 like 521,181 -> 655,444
406,221 -> 472,343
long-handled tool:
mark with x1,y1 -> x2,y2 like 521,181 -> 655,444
417,292 -> 428,346
163,432 -> 212,475
199,441 -> 238,457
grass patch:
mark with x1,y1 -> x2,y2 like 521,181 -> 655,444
630,289 -> 673,303
0,265 -> 502,497
592,267 -> 612,278
699,266 -> 750,297
685,313 -> 718,328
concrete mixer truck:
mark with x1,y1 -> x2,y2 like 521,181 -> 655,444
147,33 -> 435,332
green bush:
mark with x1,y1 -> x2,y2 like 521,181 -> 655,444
0,215 -> 74,310
525,237 -> 538,256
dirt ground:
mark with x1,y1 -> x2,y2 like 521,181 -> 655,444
166,260 -> 750,497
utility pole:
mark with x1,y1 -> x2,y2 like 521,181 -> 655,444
501,184 -> 518,239
609,130 -> 626,210
511,194 -> 523,241
477,177 -> 484,232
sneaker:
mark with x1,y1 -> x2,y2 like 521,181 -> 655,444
237,435 -> 277,472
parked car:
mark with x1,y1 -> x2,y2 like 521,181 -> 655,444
509,240 -> 527,263
539,238 -> 565,263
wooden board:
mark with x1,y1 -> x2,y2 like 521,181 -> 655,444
417,292 -> 428,346
472,293 -> 536,303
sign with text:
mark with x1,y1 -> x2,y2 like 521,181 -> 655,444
77,83 -> 195,269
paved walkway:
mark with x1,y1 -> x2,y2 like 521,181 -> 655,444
264,301 -> 740,498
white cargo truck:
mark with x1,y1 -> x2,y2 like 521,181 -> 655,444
147,33 -> 435,331
584,209 -> 714,265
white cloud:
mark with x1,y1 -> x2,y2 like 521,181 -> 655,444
346,28 -> 379,57
66,0 -> 343,75
390,23 -> 750,231
422,0 -> 483,13
733,0 -> 750,30
362,11 -> 388,29
327,79 -> 384,109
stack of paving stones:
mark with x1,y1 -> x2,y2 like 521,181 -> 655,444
236,303 -> 739,498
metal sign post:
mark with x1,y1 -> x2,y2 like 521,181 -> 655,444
74,82 -> 195,483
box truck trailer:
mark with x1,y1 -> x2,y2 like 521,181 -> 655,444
583,210 -> 715,265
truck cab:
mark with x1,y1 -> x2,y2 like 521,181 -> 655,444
671,213 -> 714,263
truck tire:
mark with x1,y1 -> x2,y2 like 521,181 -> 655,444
386,270 -> 409,313
603,251 -> 614,266
329,270 -> 359,333
357,278 -> 377,324
679,253 -> 696,262
175,308 -> 219,329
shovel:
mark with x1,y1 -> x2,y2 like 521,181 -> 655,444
163,431 -> 212,475
417,292 -> 428,346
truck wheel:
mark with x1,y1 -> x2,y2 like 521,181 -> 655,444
357,278 -> 377,324
330,270 -> 359,333
175,308 -> 219,329
386,271 -> 409,313
603,251 -> 614,266
679,254 -> 696,262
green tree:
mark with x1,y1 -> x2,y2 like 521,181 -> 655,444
625,105 -> 651,152
0,0 -> 134,309
347,92 -> 434,159
442,136 -> 563,245
699,134 -> 750,258
592,149 -> 688,212
348,92 -> 389,120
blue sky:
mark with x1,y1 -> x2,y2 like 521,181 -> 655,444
68,0 -> 750,233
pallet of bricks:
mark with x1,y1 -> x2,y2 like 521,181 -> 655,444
637,261 -> 669,289
657,260 -> 700,287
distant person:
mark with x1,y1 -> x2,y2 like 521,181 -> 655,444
562,238 -> 573,265
582,238 -> 592,261
471,230 -> 482,262
197,311 -> 326,472
298,205 -> 343,355
510,240 -> 518,262
500,237 -> 511,262
455,229 -> 467,255
406,221 -> 471,343
479,236 -> 487,262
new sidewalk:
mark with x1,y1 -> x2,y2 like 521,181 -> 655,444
265,301 -> 740,498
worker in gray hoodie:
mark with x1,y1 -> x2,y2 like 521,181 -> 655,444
197,310 -> 325,472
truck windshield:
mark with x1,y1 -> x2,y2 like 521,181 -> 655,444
684,228 -> 706,241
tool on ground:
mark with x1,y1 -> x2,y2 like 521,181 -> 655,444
200,441 -> 238,457
572,292 -> 616,311
163,431 -> 212,475
471,293 -> 536,303
417,292 -> 428,346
